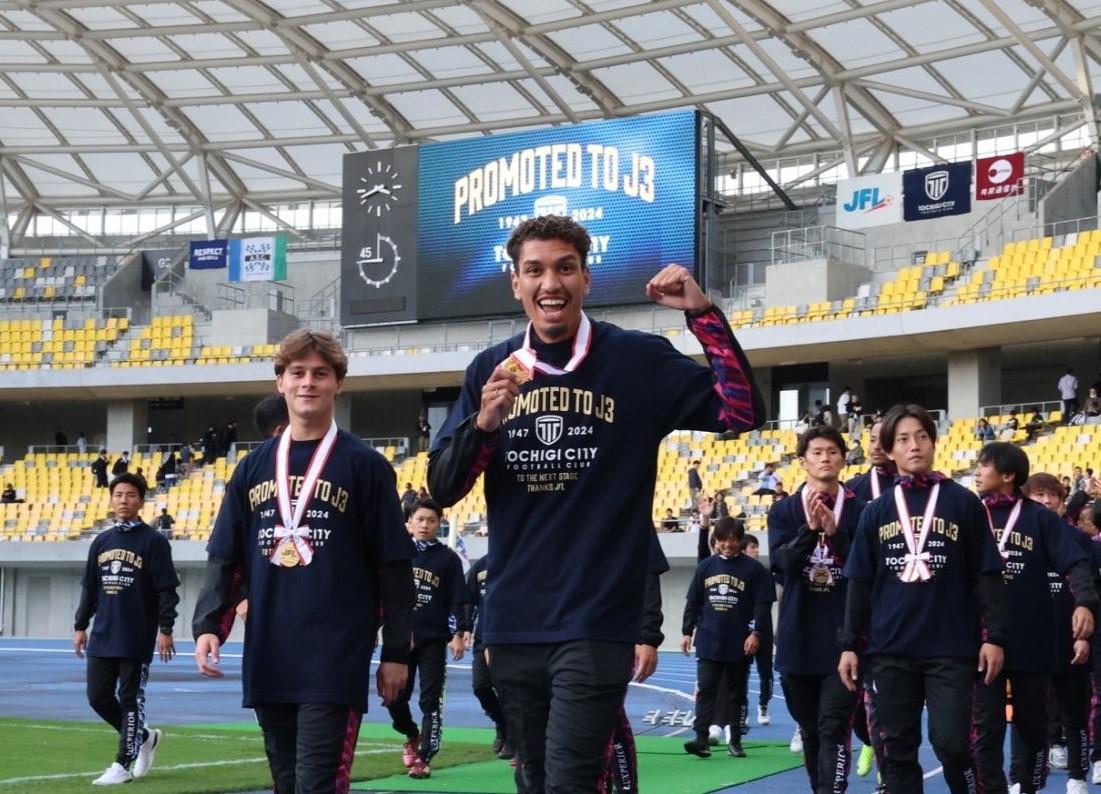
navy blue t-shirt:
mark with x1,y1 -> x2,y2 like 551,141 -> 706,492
1048,524 -> 1095,672
81,523 -> 178,662
845,468 -> 894,506
844,480 -> 1003,659
431,316 -> 761,645
206,430 -> 411,710
410,540 -> 468,645
466,555 -> 489,649
768,486 -> 864,675
685,553 -> 774,662
1090,538 -> 1101,656
989,498 -> 1086,671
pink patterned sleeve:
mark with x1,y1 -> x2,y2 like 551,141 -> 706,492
687,307 -> 765,432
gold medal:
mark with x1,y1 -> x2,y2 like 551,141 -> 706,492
279,543 -> 301,567
502,355 -> 531,384
811,565 -> 830,586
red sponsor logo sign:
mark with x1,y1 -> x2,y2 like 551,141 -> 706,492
975,152 -> 1024,200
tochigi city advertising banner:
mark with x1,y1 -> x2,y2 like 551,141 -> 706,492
834,172 -> 902,229
416,110 -> 700,321
902,162 -> 973,221
975,152 -> 1025,201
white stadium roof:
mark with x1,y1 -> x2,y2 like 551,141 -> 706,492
1,0 -> 1100,223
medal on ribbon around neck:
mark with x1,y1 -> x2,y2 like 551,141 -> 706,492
269,421 -> 338,568
501,353 -> 532,384
511,313 -> 593,378
278,542 -> 301,567
808,540 -> 835,586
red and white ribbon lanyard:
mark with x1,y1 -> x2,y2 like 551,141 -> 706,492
871,469 -> 883,499
271,420 -> 338,567
984,498 -> 1022,562
893,483 -> 940,582
511,312 -> 592,376
802,486 -> 844,584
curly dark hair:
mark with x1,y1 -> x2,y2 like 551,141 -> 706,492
505,215 -> 591,269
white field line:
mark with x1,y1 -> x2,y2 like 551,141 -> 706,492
0,721 -> 400,785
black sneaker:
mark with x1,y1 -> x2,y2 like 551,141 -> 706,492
492,727 -> 506,755
728,739 -> 746,758
498,737 -> 516,760
684,738 -> 712,758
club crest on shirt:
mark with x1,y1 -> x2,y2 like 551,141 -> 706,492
535,415 -> 563,446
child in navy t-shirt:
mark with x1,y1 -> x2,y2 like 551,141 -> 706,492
387,498 -> 470,780
681,517 -> 774,759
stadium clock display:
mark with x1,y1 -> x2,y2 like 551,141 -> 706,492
355,233 -> 402,288
356,161 -> 403,217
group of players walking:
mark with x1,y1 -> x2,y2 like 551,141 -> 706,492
682,406 -> 1101,794
67,213 -> 1101,794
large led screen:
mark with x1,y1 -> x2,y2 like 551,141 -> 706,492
417,111 -> 700,321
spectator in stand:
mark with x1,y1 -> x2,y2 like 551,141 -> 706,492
401,482 -> 419,520
812,400 -> 834,428
711,491 -> 731,519
1083,387 -> 1101,425
836,387 -> 852,431
156,451 -> 178,491
77,432 -> 88,454
153,508 -> 175,539
177,443 -> 194,478
688,460 -> 704,506
55,426 -> 69,447
92,450 -> 110,489
200,424 -> 220,466
1059,368 -> 1080,424
1024,409 -> 1045,442
686,509 -> 702,534
1073,466 -> 1087,493
999,411 -> 1020,441
848,394 -> 864,435
223,420 -> 239,457
660,508 -> 681,533
1,483 -> 20,503
772,482 -> 790,502
112,452 -> 130,477
416,413 -> 431,455
975,417 -> 996,442
845,438 -> 865,467
754,464 -> 781,496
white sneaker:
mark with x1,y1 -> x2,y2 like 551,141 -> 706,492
1093,760 -> 1101,785
757,705 -> 770,725
1067,779 -> 1088,794
92,763 -> 133,786
723,724 -> 732,745
1009,784 -> 1020,794
790,728 -> 803,753
133,728 -> 162,778
1051,744 -> 1069,770
707,725 -> 722,746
